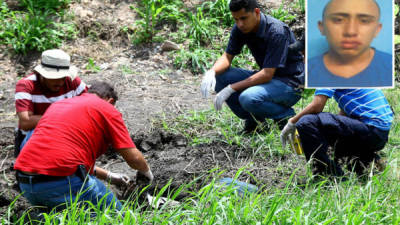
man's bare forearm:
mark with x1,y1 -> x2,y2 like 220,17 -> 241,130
230,68 -> 275,91
17,111 -> 42,131
94,166 -> 108,180
116,147 -> 150,173
212,53 -> 234,75
289,95 -> 328,124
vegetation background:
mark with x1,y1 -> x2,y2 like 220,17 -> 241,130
0,0 -> 399,224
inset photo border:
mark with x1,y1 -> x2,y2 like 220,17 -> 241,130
306,0 -> 394,88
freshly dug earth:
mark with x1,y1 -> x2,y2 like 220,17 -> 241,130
0,128 -> 305,220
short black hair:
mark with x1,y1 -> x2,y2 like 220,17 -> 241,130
229,0 -> 259,12
88,81 -> 118,102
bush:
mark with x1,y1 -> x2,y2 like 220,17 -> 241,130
0,0 -> 76,54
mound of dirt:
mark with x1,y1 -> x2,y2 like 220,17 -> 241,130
100,129 -> 306,201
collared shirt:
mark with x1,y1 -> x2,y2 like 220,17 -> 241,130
15,73 -> 87,115
14,93 -> 135,176
226,13 -> 304,85
315,89 -> 393,130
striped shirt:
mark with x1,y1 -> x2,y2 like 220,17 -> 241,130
15,73 -> 87,115
315,89 -> 393,130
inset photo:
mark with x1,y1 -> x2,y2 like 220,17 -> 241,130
306,0 -> 394,88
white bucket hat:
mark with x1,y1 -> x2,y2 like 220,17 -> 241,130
34,49 -> 78,79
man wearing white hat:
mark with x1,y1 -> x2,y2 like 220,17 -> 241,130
14,49 -> 87,156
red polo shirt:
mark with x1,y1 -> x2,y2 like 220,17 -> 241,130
14,93 -> 135,176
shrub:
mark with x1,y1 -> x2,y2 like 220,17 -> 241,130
0,0 -> 76,54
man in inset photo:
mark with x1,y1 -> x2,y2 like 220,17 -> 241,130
307,0 -> 393,88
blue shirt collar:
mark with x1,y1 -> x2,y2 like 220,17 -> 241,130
255,13 -> 267,37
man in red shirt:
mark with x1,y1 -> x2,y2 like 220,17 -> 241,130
14,81 -> 153,211
14,49 -> 87,156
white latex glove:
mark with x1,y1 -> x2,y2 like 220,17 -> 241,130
200,70 -> 216,98
107,172 -> 130,186
214,85 -> 236,111
280,121 -> 296,149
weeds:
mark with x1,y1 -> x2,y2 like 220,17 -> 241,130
270,2 -> 296,24
131,0 -> 169,44
395,3 -> 399,45
201,0 -> 234,27
9,167 -> 400,224
0,0 -> 76,54
19,0 -> 70,13
85,58 -> 101,73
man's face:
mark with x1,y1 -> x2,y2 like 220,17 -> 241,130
231,8 -> 260,34
41,76 -> 66,92
318,0 -> 382,58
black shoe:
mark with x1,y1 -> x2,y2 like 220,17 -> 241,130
274,117 -> 289,130
241,119 -> 258,134
373,154 -> 386,172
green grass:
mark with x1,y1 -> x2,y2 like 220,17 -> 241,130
6,88 -> 399,224
6,160 -> 400,224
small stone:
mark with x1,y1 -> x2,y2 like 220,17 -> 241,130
99,63 -> 109,70
161,40 -> 180,52
140,142 -> 151,152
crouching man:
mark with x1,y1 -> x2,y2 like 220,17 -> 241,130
14,81 -> 153,210
280,89 -> 393,178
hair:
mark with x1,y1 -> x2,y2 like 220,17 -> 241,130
229,0 -> 259,12
322,0 -> 380,20
88,81 -> 118,102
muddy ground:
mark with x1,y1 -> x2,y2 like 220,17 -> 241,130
2,0 -> 398,221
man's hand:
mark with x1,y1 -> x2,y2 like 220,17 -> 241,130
200,70 -> 216,98
280,121 -> 296,149
214,85 -> 236,111
136,169 -> 154,186
107,172 -> 130,186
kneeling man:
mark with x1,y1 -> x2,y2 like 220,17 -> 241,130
14,81 -> 153,210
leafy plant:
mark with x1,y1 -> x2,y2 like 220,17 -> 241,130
173,48 -> 222,74
131,0 -> 167,44
269,3 -> 296,23
19,0 -> 71,14
188,7 -> 219,46
0,0 -> 76,54
296,0 -> 305,13
395,4 -> 399,45
85,58 -> 100,73
201,0 -> 233,27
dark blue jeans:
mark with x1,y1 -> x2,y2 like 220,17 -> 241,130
215,68 -> 301,121
296,113 -> 389,176
19,173 -> 122,211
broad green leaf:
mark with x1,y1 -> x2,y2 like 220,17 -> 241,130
395,35 -> 400,45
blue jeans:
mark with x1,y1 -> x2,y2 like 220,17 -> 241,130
215,68 -> 301,121
18,173 -> 122,211
20,129 -> 34,150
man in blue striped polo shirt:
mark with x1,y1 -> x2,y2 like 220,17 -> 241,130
280,89 -> 393,177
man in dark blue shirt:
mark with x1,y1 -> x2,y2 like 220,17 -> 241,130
200,0 -> 304,133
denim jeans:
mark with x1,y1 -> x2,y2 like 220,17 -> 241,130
20,129 -> 34,150
18,173 -> 122,211
215,67 -> 301,121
